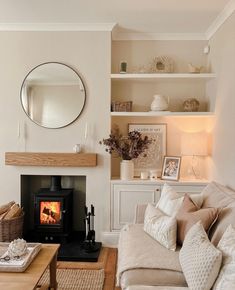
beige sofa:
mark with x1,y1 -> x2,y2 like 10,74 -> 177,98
117,181 -> 235,290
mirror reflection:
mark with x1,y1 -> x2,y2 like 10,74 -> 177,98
21,62 -> 86,128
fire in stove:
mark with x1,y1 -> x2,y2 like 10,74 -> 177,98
40,201 -> 61,225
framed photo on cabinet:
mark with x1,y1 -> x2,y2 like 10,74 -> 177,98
128,123 -> 167,177
161,156 -> 181,181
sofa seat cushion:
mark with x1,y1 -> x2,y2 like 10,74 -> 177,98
126,286 -> 188,290
117,224 -> 185,288
121,269 -> 187,290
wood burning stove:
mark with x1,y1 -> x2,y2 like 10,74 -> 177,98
34,176 -> 73,242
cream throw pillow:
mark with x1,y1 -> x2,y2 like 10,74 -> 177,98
213,224 -> 235,290
179,222 -> 222,290
156,183 -> 184,217
144,203 -> 177,251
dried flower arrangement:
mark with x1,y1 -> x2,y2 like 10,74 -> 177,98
100,130 -> 152,160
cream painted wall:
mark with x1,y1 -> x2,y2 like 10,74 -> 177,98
0,31 -> 111,241
207,12 -> 235,190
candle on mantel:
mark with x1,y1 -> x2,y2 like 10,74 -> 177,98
84,122 -> 88,140
17,122 -> 20,138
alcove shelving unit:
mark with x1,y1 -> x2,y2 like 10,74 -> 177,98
111,72 -> 216,117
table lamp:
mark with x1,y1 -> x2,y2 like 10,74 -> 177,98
181,132 -> 208,179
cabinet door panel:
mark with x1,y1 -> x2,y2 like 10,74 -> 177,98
111,184 -> 160,231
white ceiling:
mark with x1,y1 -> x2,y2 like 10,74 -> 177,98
0,0 -> 233,36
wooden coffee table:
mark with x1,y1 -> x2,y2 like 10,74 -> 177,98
0,244 -> 60,290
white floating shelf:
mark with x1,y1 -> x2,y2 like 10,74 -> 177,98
111,73 -> 216,80
111,111 -> 215,117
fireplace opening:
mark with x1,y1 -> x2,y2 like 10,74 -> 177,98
21,175 -> 101,262
40,201 -> 61,225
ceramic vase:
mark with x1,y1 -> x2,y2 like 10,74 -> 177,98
120,160 -> 134,180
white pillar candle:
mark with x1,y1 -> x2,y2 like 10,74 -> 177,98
84,122 -> 88,140
17,122 -> 20,138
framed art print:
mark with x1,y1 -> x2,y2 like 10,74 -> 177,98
161,156 -> 181,181
128,123 -> 167,177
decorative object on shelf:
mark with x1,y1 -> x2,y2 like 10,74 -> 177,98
149,56 -> 174,73
120,160 -> 134,180
8,238 -> 27,258
111,101 -> 132,112
100,130 -> 152,180
188,63 -> 204,73
150,94 -> 169,111
73,144 -> 82,153
161,156 -> 181,181
140,171 -> 149,180
183,98 -> 200,112
120,61 -> 127,73
128,124 -> 167,177
149,169 -> 158,180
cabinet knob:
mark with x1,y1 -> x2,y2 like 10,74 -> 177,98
155,188 -> 160,191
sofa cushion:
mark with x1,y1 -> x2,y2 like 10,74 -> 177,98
213,224 -> 235,290
210,202 -> 235,245
202,181 -> 235,208
179,222 -> 222,290
117,224 -> 184,287
176,194 -> 219,245
144,204 -> 177,251
156,183 -> 184,216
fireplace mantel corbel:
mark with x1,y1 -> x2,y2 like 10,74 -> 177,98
5,152 -> 97,167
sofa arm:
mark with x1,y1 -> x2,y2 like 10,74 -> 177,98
134,204 -> 148,224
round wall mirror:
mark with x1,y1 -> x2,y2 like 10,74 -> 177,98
20,62 -> 86,128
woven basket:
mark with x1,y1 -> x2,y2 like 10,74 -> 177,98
0,213 -> 24,242
111,101 -> 132,112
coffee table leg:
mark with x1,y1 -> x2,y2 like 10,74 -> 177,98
49,252 -> 58,290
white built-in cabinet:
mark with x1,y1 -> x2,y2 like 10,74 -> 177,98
110,179 -> 208,231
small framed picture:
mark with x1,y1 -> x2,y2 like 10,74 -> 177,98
161,156 -> 181,181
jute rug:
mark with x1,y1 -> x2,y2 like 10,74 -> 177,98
38,268 -> 105,290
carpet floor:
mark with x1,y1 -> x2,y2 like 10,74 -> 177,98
38,268 -> 105,290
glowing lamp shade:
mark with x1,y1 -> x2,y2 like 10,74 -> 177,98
181,132 -> 208,156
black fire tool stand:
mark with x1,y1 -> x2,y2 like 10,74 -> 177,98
82,204 -> 102,253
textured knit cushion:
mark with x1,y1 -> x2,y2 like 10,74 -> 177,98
213,224 -> 235,289
156,183 -> 184,217
179,222 -> 222,290
144,203 -> 177,251
176,194 -> 219,245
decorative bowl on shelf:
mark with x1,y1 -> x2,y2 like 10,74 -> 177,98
188,63 -> 204,73
183,98 -> 200,112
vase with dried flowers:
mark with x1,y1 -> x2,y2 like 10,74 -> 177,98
100,130 -> 152,180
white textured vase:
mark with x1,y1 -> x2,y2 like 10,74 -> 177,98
120,160 -> 134,180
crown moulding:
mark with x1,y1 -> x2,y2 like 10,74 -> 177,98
0,0 -> 234,40
0,22 -> 116,32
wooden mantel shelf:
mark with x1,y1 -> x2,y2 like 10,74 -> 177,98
5,152 -> 97,167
